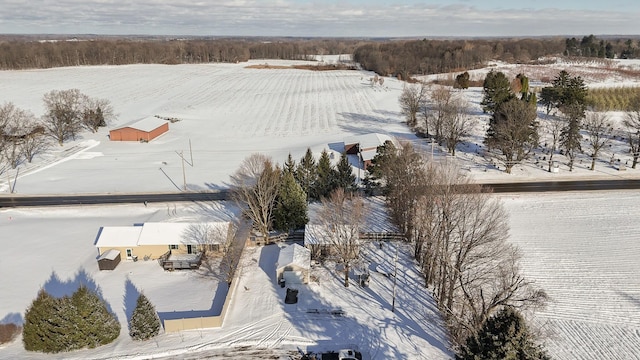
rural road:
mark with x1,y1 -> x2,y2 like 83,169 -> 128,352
1,179 -> 639,208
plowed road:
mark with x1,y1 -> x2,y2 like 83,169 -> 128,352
1,180 -> 639,208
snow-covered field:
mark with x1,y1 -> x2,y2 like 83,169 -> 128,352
2,59 -> 640,359
503,191 -> 640,360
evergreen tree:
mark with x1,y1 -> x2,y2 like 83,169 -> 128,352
129,293 -> 161,341
273,171 -> 309,231
458,307 -> 550,360
335,152 -> 356,192
23,287 -> 120,353
284,153 -> 296,175
540,70 -> 588,118
481,70 -> 515,114
313,149 -> 337,200
295,148 -> 317,202
23,289 -> 66,353
70,285 -> 121,350
454,71 -> 470,89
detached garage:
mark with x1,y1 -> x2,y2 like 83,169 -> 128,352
276,244 -> 311,285
109,116 -> 169,142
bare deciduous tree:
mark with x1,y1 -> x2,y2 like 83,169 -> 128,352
583,112 -> 613,170
0,103 -> 44,168
623,104 -> 640,169
399,83 -> 427,128
441,97 -> 474,156
81,97 -> 115,133
424,85 -> 453,142
230,153 -> 281,244
314,188 -> 367,287
543,114 -> 564,172
42,89 -> 84,145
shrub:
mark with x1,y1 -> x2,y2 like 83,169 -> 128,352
22,287 -> 120,353
129,293 -> 161,341
0,323 -> 21,344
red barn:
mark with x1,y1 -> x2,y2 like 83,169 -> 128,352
109,117 -> 169,142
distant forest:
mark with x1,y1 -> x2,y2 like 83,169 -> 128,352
0,35 -> 638,77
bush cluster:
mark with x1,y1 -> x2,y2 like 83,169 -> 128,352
587,87 -> 640,111
0,323 -> 21,344
22,286 -> 120,353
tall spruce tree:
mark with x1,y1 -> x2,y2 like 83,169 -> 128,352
70,286 -> 121,350
335,152 -> 356,192
23,289 -> 67,353
481,70 -> 515,114
458,307 -> 550,360
284,153 -> 296,175
129,293 -> 161,341
273,171 -> 309,231
313,149 -> 337,200
295,148 -> 317,202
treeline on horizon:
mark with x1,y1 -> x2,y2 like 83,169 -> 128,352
0,35 -> 638,73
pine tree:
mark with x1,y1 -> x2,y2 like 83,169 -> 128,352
284,153 -> 296,175
129,293 -> 161,341
481,70 -> 515,114
458,307 -> 550,360
313,149 -> 337,200
23,289 -> 62,353
273,171 -> 309,231
295,148 -> 317,202
70,285 -> 121,349
335,152 -> 356,192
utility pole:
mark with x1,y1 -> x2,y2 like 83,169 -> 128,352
189,139 -> 193,166
180,151 -> 186,191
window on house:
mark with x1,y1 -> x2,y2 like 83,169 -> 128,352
169,245 -> 179,250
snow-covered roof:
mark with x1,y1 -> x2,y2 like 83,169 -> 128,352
276,243 -> 310,270
344,133 -> 394,151
360,148 -> 378,162
96,222 -> 230,248
95,226 -> 143,248
115,116 -> 168,132
304,224 -> 359,246
98,248 -> 121,261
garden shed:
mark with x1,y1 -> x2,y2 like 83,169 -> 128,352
109,116 -> 169,142
97,249 -> 121,270
276,244 -> 311,285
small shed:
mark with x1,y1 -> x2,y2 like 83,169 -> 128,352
97,249 -> 121,270
276,244 -> 311,285
109,116 -> 169,142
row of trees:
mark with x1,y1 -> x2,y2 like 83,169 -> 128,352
230,149 -> 357,242
399,84 -> 475,155
565,35 -> 640,59
22,285 -> 162,353
354,38 -> 566,79
0,90 -> 113,180
0,37 -> 362,70
367,141 -> 548,354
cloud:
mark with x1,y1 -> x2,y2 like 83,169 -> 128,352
0,1 -> 638,37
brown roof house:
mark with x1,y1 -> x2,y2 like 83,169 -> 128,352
109,116 -> 169,142
95,222 -> 235,270
343,133 -> 396,170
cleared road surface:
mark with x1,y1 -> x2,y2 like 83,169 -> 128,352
1,179 -> 639,208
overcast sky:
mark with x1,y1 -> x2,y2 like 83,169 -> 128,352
1,0 -> 638,37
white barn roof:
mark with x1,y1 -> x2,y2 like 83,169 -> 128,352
116,116 -> 167,132
96,222 -> 230,248
277,244 -> 311,270
95,226 -> 143,248
344,133 -> 394,151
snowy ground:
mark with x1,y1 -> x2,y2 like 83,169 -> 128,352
2,59 -> 640,359
502,191 -> 640,360
0,201 -> 451,360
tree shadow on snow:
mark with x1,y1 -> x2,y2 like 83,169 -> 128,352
156,283 -> 228,322
42,268 -> 116,316
123,278 -> 141,324
0,313 -> 23,326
